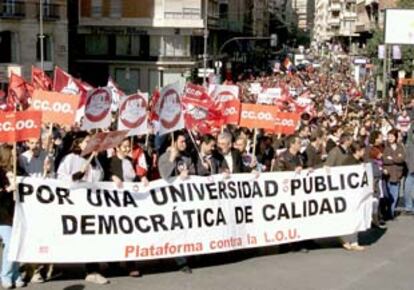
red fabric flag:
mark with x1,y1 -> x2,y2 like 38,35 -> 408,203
53,66 -> 92,109
148,89 -> 160,122
182,83 -> 223,134
32,66 -> 52,91
7,73 -> 31,110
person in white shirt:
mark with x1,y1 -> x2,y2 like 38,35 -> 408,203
57,135 -> 103,183
56,134 -> 108,285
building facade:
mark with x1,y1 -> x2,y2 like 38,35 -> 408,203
0,0 -> 68,84
313,0 -> 358,45
355,0 -> 397,40
72,0 -> 207,93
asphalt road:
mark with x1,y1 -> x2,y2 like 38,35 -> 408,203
11,215 -> 414,290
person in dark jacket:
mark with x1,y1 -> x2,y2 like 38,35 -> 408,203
325,133 -> 353,167
217,132 -> 247,174
341,141 -> 366,251
303,130 -> 324,169
273,135 -> 303,172
383,129 -> 406,219
195,135 -> 227,176
157,131 -> 194,273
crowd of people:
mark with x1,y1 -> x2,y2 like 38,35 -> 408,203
0,54 -> 413,288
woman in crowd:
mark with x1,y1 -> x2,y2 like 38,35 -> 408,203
57,133 -> 108,285
107,138 -> 149,277
0,144 -> 25,289
383,129 -> 406,220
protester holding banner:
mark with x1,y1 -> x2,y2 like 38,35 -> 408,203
195,134 -> 228,176
158,131 -> 196,180
341,141 -> 367,251
57,133 -> 104,183
217,132 -> 247,174
19,138 -> 53,178
109,138 -> 146,187
303,130 -> 325,169
0,145 -> 25,289
56,133 -> 108,284
272,135 -> 303,172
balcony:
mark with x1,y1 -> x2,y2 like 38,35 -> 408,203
328,18 -> 340,26
37,3 -> 60,20
164,8 -> 201,19
218,19 -> 243,32
342,11 -> 357,19
0,1 -> 25,19
329,3 -> 341,11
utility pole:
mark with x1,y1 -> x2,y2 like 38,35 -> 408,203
39,0 -> 45,70
382,44 -> 387,101
202,0 -> 208,87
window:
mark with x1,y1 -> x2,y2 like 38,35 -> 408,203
150,35 -> 162,57
36,35 -> 53,61
85,35 -> 108,55
111,0 -> 122,17
116,35 -> 140,56
0,31 -> 13,63
91,0 -> 102,17
3,0 -> 16,16
149,70 -> 160,93
115,68 -> 140,95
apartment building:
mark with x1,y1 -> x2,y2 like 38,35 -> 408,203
72,0 -> 209,93
355,0 -> 397,40
313,0 -> 358,44
313,0 -> 330,42
292,0 -> 309,30
0,0 -> 68,83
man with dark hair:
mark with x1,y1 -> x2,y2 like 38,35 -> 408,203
325,135 -> 365,251
325,132 -> 353,167
303,130 -> 324,169
158,130 -> 195,180
195,134 -> 227,176
273,135 -> 303,172
158,130 -> 195,273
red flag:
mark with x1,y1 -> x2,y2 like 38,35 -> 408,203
149,89 -> 160,122
53,66 -> 92,109
182,83 -> 223,134
32,66 -> 52,91
7,73 -> 31,110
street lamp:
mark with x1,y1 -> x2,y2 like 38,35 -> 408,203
39,0 -> 45,70
202,0 -> 208,87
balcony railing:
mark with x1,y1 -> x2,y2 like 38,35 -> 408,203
329,3 -> 341,11
328,18 -> 340,26
164,8 -> 201,19
37,3 -> 60,20
219,19 -> 243,32
342,11 -> 357,19
0,1 -> 25,19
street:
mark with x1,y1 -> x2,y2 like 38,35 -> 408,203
17,215 -> 414,290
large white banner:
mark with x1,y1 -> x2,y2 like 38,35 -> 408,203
9,164 -> 374,263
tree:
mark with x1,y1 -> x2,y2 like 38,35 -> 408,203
366,3 -> 414,77
397,0 -> 414,8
